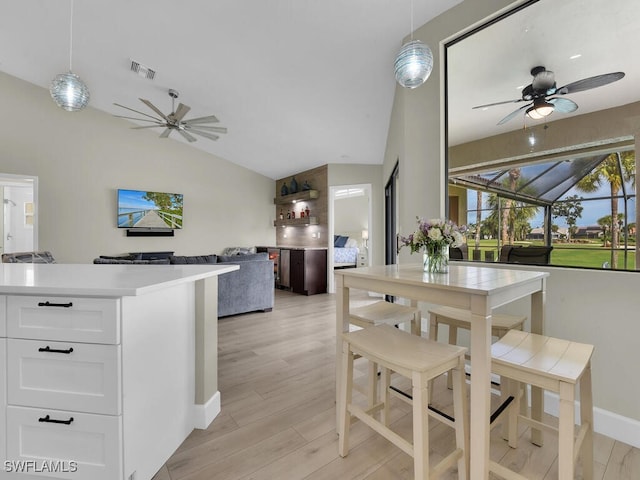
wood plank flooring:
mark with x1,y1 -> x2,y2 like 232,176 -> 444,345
154,289 -> 639,480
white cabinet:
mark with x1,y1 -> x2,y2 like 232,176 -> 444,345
7,296 -> 119,344
357,249 -> 368,267
6,406 -> 122,480
7,339 -> 121,415
3,296 -> 123,479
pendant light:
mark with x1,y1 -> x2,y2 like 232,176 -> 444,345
394,0 -> 433,89
50,0 -> 90,111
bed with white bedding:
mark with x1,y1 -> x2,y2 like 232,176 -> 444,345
333,235 -> 360,269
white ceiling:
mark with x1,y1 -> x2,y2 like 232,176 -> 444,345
447,0 -> 640,147
0,0 -> 460,179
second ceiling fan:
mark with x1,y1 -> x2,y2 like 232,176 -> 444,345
473,66 -> 625,125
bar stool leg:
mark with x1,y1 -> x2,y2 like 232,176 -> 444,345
558,381 -> 576,480
338,340 -> 353,457
381,367 -> 391,426
451,357 -> 469,480
446,325 -> 458,390
412,371 -> 430,480
580,363 -> 594,480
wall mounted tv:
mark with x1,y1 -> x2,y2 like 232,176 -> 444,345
117,189 -> 184,229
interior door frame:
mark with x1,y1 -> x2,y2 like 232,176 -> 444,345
327,183 -> 372,293
0,173 -> 38,255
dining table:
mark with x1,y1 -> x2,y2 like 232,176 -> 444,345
334,263 -> 549,480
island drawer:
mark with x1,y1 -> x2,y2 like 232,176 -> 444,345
8,339 -> 121,415
7,296 -> 120,344
7,405 -> 122,480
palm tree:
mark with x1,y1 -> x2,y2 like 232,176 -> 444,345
576,152 -> 635,268
501,169 -> 521,245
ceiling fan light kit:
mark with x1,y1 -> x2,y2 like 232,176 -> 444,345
526,99 -> 554,120
50,0 -> 90,112
473,65 -> 625,125
114,89 -> 227,143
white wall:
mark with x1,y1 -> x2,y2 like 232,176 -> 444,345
334,195 -> 368,242
0,72 -> 275,262
384,0 -> 640,442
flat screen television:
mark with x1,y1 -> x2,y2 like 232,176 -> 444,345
117,189 -> 184,229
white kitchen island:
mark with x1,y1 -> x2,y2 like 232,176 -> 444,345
0,262 -> 238,480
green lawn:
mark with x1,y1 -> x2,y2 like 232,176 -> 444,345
467,240 -> 637,270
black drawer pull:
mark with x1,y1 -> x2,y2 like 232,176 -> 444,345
38,346 -> 74,354
37,301 -> 73,308
38,415 -> 74,425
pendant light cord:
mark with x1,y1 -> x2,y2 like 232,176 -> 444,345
69,0 -> 74,71
409,0 -> 414,40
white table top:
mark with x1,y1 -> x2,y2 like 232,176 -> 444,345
335,264 -> 549,297
0,263 -> 239,297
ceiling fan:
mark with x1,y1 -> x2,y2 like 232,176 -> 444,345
113,89 -> 227,142
473,66 -> 625,125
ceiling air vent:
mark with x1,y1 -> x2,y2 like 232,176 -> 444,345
130,60 -> 156,80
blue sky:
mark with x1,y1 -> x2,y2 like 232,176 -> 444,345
118,189 -> 158,210
467,184 -> 636,228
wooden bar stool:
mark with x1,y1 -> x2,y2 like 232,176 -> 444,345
338,324 -> 468,480
490,330 -> 594,480
350,301 -> 422,404
428,306 -> 526,390
351,300 -> 421,335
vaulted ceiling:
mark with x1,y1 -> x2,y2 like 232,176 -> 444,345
0,0 -> 460,179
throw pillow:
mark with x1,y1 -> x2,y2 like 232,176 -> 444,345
334,235 -> 348,248
170,254 -> 217,264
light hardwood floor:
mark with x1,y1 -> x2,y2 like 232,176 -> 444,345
154,289 -> 639,480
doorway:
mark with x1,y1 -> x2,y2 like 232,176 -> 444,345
328,183 -> 372,293
385,161 -> 399,265
0,174 -> 38,256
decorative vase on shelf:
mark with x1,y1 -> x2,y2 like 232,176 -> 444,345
280,182 -> 289,196
423,244 -> 449,274
289,176 -> 298,194
302,180 -> 311,191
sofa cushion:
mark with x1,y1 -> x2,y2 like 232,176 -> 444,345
170,254 -> 217,264
218,252 -> 268,263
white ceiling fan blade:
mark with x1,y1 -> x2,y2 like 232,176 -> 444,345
183,114 -> 219,124
172,103 -> 191,122
177,129 -> 197,142
184,125 -> 227,134
113,103 -> 163,122
186,128 -> 220,141
113,115 -> 165,124
159,128 -> 172,138
131,125 -> 165,130
140,98 -> 170,122
497,104 -> 530,125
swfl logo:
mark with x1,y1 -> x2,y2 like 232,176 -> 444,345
4,460 -> 78,473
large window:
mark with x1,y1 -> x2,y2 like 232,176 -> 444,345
444,0 -> 639,271
452,150 -> 636,270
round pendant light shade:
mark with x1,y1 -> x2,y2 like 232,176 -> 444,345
50,72 -> 90,112
394,40 -> 433,89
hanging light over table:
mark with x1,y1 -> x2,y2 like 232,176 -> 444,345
50,0 -> 90,111
394,0 -> 434,89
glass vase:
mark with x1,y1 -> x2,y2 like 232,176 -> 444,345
423,244 -> 449,273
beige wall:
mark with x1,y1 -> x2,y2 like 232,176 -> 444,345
0,72 -> 275,262
384,0 -> 640,432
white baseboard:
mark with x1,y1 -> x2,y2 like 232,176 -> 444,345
541,390 -> 640,449
193,391 -> 221,430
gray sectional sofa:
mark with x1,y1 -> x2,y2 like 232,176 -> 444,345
94,252 -> 274,317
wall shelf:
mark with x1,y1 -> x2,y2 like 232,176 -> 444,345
274,190 -> 318,205
274,216 -> 318,227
